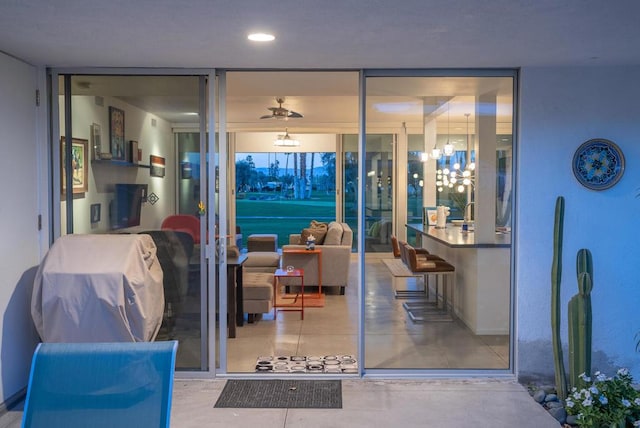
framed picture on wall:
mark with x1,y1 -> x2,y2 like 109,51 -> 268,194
150,155 -> 166,177
109,106 -> 125,160
90,203 -> 101,223
91,123 -> 101,160
60,137 -> 89,194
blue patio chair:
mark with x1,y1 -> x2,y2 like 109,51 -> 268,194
22,341 -> 178,428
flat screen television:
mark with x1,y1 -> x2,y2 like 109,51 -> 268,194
111,183 -> 148,230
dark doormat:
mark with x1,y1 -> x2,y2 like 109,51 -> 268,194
214,379 -> 342,409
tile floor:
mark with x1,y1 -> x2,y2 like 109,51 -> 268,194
225,253 -> 509,373
0,379 -> 560,428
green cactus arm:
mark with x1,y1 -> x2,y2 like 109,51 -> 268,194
551,196 -> 567,399
576,249 -> 593,294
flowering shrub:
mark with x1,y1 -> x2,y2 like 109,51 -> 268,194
565,369 -> 640,427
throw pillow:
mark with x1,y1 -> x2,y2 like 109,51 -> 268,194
324,222 -> 343,245
310,220 -> 328,230
299,228 -> 327,245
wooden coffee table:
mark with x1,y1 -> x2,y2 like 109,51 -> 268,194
273,268 -> 304,320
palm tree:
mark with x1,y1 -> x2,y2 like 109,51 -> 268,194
309,152 -> 315,198
299,152 -> 307,199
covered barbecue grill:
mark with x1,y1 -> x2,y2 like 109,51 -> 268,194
31,234 -> 164,342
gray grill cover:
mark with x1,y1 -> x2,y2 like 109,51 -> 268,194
31,234 -> 164,342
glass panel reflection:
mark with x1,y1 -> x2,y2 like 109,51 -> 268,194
365,75 -> 513,371
61,75 -> 205,370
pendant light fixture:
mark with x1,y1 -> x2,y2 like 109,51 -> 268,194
443,103 -> 454,157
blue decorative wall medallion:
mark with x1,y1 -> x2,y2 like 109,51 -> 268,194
572,138 -> 624,190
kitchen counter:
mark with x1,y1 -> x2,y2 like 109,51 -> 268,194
405,222 -> 511,335
406,223 -> 511,248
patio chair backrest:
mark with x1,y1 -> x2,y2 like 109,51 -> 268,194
22,341 -> 178,428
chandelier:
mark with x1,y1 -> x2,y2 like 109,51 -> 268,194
436,113 -> 475,192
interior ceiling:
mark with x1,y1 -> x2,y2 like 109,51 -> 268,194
16,1 -> 638,131
66,73 -> 514,133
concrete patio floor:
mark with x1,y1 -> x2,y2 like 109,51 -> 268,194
0,378 -> 560,427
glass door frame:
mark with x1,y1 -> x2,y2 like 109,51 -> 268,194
50,67 -> 218,378
360,68 -> 518,377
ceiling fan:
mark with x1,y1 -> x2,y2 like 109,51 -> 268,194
260,97 -> 303,120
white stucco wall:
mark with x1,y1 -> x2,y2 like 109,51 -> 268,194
0,53 -> 41,404
517,66 -> 640,382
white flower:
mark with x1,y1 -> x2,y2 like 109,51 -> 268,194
582,397 -> 593,407
599,395 -> 608,405
622,399 -> 631,408
633,420 -> 640,427
634,398 -> 640,406
596,372 -> 607,382
565,400 -> 574,408
579,372 -> 591,382
589,386 -> 599,395
573,391 -> 582,400
617,368 -> 629,376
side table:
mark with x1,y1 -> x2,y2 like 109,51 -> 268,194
273,268 -> 304,320
281,248 -> 322,297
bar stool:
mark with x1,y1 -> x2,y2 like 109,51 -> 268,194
400,242 -> 455,322
394,238 -> 443,299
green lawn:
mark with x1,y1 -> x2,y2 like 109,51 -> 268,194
235,192 -> 337,248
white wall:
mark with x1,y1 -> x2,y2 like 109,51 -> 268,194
517,66 -> 640,382
59,95 -> 175,234
0,53 -> 41,404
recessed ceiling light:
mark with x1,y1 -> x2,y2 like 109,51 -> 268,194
248,33 -> 275,42
185,112 -> 198,116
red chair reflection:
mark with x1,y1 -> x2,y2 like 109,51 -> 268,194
161,215 -> 201,244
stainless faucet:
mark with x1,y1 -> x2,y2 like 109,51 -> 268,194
464,202 -> 475,222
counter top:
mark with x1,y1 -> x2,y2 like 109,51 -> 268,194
406,223 -> 511,248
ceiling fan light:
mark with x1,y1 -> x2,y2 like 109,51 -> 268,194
273,129 -> 300,146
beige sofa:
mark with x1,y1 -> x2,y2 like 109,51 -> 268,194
281,222 -> 353,295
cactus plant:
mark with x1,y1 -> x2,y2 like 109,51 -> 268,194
551,196 -> 567,400
568,249 -> 593,390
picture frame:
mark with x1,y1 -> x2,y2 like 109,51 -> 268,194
129,140 -> 139,164
60,137 -> 89,194
150,155 -> 166,177
109,106 -> 125,160
90,203 -> 101,223
91,123 -> 101,160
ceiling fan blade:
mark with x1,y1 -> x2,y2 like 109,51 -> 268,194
287,111 -> 303,118
260,114 -> 275,119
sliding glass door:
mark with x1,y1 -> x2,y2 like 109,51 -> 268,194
363,72 -> 515,372
53,71 -> 212,372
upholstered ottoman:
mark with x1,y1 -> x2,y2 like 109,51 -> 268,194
247,234 -> 278,252
243,272 -> 274,323
243,251 -> 280,273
